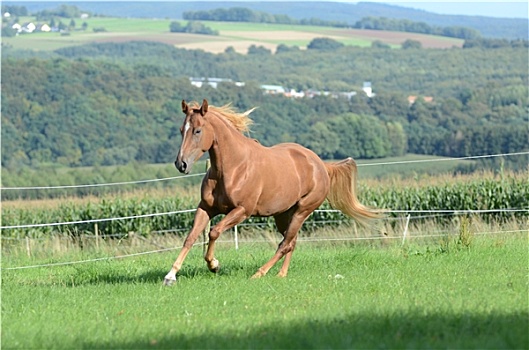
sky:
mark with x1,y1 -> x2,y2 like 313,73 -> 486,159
371,1 -> 528,19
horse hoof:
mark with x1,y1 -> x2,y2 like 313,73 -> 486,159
163,278 -> 176,286
163,274 -> 177,286
208,259 -> 220,273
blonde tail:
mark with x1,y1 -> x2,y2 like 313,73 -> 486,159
325,157 -> 381,225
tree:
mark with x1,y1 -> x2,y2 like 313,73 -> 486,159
307,37 -> 344,50
385,122 -> 407,156
1,4 -> 28,16
247,45 -> 271,55
169,21 -> 218,35
57,20 -> 67,31
1,26 -> 17,37
302,122 -> 339,159
276,44 -> 300,54
169,21 -> 183,33
371,40 -> 391,49
401,39 -> 422,49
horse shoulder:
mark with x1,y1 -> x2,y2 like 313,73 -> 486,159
200,174 -> 218,206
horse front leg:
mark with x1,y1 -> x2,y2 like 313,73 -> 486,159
204,206 -> 248,273
164,207 -> 211,286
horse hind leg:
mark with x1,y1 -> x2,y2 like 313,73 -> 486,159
252,183 -> 327,279
273,210 -> 298,278
277,237 -> 297,277
251,209 -> 307,279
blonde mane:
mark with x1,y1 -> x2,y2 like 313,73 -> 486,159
188,101 -> 255,133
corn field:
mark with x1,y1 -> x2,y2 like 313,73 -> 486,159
2,173 -> 527,238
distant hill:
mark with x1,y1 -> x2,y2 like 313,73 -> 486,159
7,1 -> 528,40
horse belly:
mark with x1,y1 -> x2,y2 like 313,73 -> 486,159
255,183 -> 301,216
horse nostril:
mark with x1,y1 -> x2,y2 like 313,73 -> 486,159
175,160 -> 187,172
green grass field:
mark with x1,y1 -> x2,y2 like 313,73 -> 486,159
2,233 -> 527,349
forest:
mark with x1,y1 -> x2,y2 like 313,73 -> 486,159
183,7 -> 481,39
2,38 -> 527,173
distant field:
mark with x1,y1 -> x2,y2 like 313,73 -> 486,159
356,154 -> 475,179
4,16 -> 463,54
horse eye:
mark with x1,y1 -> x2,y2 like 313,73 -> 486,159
194,129 -> 202,135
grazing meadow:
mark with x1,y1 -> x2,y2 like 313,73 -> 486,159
2,163 -> 527,349
2,230 -> 527,349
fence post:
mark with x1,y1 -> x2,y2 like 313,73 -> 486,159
203,159 -> 211,256
234,225 -> 239,250
402,214 -> 411,245
26,236 -> 31,257
95,223 -> 100,249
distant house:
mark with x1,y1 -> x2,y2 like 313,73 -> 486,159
305,89 -> 328,98
80,13 -> 90,19
285,89 -> 305,98
362,82 -> 375,98
261,85 -> 286,95
36,23 -> 51,32
21,22 -> 36,33
335,91 -> 357,100
189,77 -> 242,89
408,95 -> 434,105
190,77 -> 227,88
11,23 -> 21,32
3,12 -> 11,18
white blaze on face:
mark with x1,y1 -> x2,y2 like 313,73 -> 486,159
179,121 -> 191,159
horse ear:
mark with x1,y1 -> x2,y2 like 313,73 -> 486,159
181,100 -> 189,115
200,99 -> 208,116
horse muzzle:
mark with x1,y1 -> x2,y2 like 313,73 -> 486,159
175,158 -> 192,174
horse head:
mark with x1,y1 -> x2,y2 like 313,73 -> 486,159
175,99 -> 214,174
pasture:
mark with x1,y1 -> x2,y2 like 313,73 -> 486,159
2,231 -> 527,349
5,16 -> 463,53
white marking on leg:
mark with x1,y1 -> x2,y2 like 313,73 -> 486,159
211,258 -> 219,270
164,271 -> 177,285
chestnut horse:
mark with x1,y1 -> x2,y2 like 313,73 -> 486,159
163,99 -> 379,285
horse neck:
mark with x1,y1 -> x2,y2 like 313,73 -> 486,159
208,113 -> 251,176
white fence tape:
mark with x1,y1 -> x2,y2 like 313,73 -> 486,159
1,208 -> 527,230
3,229 -> 527,271
1,151 -> 526,191
1,208 -> 197,230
